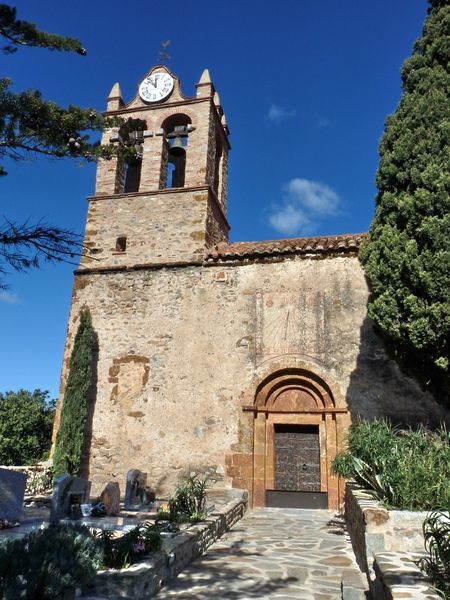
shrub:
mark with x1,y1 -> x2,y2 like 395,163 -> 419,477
332,419 -> 450,510
0,389 -> 55,465
97,522 -> 162,569
0,523 -> 102,600
418,509 -> 450,599
167,474 -> 209,523
0,521 -> 163,598
25,464 -> 54,495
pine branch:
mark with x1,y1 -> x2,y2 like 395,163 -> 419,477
0,4 -> 86,55
0,78 -> 128,174
0,218 -> 92,286
1,140 -> 67,158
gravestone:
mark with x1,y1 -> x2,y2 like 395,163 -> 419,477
124,469 -> 150,509
50,474 -> 92,522
100,481 -> 121,516
0,467 -> 27,522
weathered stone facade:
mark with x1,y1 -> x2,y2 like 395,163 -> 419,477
53,66 -> 448,510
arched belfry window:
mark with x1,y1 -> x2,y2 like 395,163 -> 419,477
166,130 -> 187,188
117,118 -> 147,193
123,154 -> 142,193
161,114 -> 193,189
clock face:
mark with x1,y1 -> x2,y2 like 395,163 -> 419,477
139,72 -> 174,103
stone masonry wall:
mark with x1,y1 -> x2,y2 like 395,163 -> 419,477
80,188 -> 215,268
372,552 -> 441,600
81,496 -> 247,599
55,255 -> 447,496
345,485 -> 431,579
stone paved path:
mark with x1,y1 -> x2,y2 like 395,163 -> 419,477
158,508 -> 369,599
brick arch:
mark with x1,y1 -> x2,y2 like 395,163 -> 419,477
245,366 -> 350,510
241,356 -> 347,409
156,109 -> 197,130
160,112 -> 192,133
254,368 -> 335,410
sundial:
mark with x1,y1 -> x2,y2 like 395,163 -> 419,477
255,291 -> 326,360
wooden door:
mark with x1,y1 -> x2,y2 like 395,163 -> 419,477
266,424 -> 327,508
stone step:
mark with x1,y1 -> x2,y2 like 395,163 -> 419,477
341,571 -> 371,600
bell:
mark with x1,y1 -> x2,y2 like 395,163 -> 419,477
169,135 -> 185,157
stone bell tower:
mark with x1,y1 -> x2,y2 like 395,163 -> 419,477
80,65 -> 230,269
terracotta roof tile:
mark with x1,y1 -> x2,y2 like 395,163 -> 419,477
205,233 -> 366,262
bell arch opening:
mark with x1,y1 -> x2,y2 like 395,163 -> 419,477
115,118 -> 147,194
246,367 -> 349,510
161,114 -> 192,189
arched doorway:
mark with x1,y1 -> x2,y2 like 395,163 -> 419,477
244,367 -> 349,510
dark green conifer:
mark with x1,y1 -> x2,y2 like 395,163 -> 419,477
52,309 -> 95,478
360,0 -> 450,402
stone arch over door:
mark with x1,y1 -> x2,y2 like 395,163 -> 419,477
244,366 -> 350,511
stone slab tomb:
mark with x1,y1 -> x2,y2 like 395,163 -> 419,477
100,481 -> 121,516
50,474 -> 92,522
124,469 -> 153,509
0,467 -> 27,522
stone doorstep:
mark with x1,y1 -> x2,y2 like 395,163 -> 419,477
373,552 -> 441,600
79,497 -> 247,599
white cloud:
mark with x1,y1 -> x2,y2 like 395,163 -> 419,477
284,179 -> 340,216
0,290 -> 21,304
267,103 -> 296,124
269,204 -> 312,236
269,178 -> 341,236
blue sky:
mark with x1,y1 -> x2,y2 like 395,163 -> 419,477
1,0 -> 428,398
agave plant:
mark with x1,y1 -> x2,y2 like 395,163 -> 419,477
418,510 -> 450,599
331,419 -> 450,510
168,474 -> 209,522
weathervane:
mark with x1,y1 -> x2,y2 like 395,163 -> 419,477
158,40 -> 171,65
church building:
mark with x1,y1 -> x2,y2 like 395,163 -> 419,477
53,66 -> 446,510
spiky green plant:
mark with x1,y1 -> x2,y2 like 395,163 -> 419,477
97,522 -> 162,569
332,420 -> 450,510
418,509 -> 450,599
167,474 -> 209,523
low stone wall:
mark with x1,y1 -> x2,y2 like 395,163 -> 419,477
0,462 -> 51,476
1,462 -> 53,495
80,495 -> 247,599
344,484 -> 428,580
372,552 -> 440,600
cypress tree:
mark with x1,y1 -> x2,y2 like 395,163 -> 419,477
53,309 -> 95,478
359,0 -> 450,402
